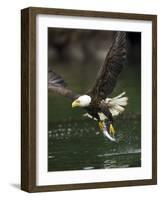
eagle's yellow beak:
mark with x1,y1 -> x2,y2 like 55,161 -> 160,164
72,100 -> 80,108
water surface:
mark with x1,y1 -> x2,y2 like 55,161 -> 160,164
48,116 -> 141,171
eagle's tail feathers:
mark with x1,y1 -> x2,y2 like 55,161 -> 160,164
105,92 -> 128,116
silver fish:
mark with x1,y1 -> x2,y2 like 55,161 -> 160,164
102,121 -> 116,142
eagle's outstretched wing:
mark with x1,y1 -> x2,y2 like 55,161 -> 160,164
88,32 -> 127,101
48,70 -> 79,100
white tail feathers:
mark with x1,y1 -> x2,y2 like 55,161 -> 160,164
105,92 -> 128,116
83,92 -> 128,120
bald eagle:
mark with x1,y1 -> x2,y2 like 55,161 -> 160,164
48,31 -> 128,141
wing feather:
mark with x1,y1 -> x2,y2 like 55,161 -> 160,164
48,70 -> 79,100
88,32 -> 127,100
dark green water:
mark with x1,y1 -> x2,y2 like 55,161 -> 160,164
48,115 -> 141,171
48,63 -> 141,171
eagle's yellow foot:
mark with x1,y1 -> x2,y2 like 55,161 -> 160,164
109,124 -> 115,136
98,121 -> 104,130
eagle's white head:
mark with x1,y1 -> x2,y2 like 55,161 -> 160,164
72,95 -> 91,108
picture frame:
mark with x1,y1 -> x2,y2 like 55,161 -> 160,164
21,7 -> 157,192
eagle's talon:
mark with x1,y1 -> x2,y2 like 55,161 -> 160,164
109,124 -> 115,136
98,121 -> 104,130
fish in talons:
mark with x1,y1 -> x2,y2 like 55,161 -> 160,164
98,120 -> 116,142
